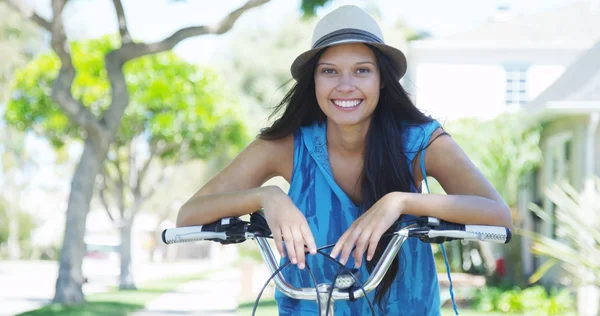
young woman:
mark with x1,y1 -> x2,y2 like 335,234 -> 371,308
177,5 -> 512,315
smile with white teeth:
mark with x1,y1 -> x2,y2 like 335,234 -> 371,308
332,99 -> 362,108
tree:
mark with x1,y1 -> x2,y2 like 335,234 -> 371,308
0,2 -> 39,99
0,3 -> 42,260
2,0 -> 333,304
429,114 -> 543,283
7,35 -> 248,289
441,114 -> 542,207
0,127 -> 33,259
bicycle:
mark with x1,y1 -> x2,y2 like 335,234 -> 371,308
162,212 -> 511,316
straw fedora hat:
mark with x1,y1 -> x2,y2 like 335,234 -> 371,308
290,5 -> 407,80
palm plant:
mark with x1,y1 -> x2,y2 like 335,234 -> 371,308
528,177 -> 600,285
527,177 -> 600,315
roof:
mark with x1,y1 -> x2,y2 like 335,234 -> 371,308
526,40 -> 600,114
412,1 -> 600,50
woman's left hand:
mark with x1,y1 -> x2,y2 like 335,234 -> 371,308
330,192 -> 406,268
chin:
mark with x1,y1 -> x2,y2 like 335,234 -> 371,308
328,117 -> 368,127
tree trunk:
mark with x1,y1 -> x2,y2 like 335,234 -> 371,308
119,218 -> 136,290
53,139 -> 107,304
7,208 -> 20,260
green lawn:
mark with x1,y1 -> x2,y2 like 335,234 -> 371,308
18,272 -> 207,316
235,300 -> 516,316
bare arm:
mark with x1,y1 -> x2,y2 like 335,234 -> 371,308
176,135 -> 293,227
408,129 -> 513,229
331,129 -> 513,266
177,133 -> 317,269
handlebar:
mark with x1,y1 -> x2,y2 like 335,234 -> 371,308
162,214 -> 511,302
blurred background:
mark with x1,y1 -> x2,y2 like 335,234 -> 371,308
0,0 -> 599,315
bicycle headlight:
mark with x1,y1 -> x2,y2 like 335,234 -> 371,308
334,274 -> 356,289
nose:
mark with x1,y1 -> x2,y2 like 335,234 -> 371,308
335,74 -> 356,93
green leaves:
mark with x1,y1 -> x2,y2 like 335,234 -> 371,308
444,114 -> 543,206
527,178 -> 600,287
472,285 -> 575,315
300,0 -> 329,16
5,35 -> 249,159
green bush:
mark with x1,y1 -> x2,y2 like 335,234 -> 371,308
472,285 -> 575,315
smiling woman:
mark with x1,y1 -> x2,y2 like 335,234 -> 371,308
176,4 -> 511,316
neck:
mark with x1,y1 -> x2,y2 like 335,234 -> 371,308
326,119 -> 370,156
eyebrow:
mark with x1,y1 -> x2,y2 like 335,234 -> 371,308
317,61 -> 377,67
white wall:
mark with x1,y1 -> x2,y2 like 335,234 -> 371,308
528,65 -> 565,100
414,63 -> 506,121
411,62 -> 566,121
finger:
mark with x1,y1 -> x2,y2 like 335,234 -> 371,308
272,229 -> 285,258
291,227 -> 306,269
367,234 -> 381,261
330,231 -> 350,259
353,230 -> 372,268
339,227 -> 362,265
281,227 -> 296,265
367,228 -> 385,261
300,224 -> 317,255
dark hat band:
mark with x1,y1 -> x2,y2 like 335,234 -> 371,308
312,28 -> 383,49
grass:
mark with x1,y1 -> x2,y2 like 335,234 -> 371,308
234,300 -> 518,316
17,272 -> 207,316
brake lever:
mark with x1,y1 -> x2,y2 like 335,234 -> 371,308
249,211 -> 272,237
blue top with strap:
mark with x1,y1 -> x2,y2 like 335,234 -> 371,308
275,119 -> 443,315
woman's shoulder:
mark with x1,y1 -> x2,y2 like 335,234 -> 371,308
402,118 -> 441,134
401,119 -> 442,154
249,134 -> 294,182
254,133 -> 294,154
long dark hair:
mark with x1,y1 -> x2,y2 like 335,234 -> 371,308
260,45 -> 440,308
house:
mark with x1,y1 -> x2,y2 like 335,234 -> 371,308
407,1 -> 600,121
407,0 -> 600,283
520,39 -> 600,280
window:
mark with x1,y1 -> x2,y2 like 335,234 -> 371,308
505,66 -> 529,106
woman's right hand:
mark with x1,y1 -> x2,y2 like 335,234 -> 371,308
260,186 -> 316,270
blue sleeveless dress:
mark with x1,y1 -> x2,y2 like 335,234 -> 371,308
275,119 -> 442,315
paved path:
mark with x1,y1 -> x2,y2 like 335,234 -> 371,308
133,269 -> 242,316
0,260 -> 229,316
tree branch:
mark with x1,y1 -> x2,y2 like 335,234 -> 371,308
140,164 -> 177,209
129,137 -> 137,193
49,0 -> 108,145
101,0 -> 270,140
138,140 -> 183,187
111,150 -> 126,219
136,150 -> 155,194
0,0 -> 52,31
150,142 -> 181,157
111,0 -> 132,44
116,0 -> 271,61
98,174 -> 116,223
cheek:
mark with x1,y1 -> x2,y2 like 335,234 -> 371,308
314,79 -> 331,101
369,79 -> 382,99
366,83 -> 381,100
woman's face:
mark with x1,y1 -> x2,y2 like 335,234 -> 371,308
314,43 -> 381,127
